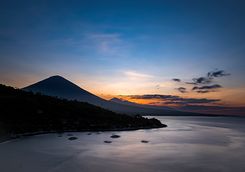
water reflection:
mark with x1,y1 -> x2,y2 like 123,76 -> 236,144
0,116 -> 245,172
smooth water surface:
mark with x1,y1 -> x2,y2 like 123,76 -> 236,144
1,116 -> 245,172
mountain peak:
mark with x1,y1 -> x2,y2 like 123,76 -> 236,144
23,75 -> 76,91
22,75 -> 107,106
49,75 -> 65,79
110,97 -> 137,106
46,75 -> 69,81
110,97 -> 123,102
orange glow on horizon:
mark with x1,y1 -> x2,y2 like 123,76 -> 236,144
4,74 -> 245,108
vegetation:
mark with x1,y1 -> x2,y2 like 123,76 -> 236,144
0,84 -> 166,135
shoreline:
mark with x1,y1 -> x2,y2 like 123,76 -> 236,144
0,124 -> 167,144
2,115 -> 245,144
145,114 -> 245,117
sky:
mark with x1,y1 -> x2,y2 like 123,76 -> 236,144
0,0 -> 245,112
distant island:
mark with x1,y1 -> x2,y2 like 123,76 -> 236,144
0,84 -> 166,141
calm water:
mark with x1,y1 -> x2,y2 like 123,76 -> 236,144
1,116 -> 245,172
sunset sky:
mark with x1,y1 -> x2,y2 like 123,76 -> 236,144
0,0 -> 245,111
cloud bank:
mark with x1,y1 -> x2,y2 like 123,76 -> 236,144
123,94 -> 220,106
192,84 -> 222,93
172,69 -> 230,94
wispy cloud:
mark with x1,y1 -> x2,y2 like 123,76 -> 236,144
124,71 -> 153,80
172,69 -> 230,94
88,33 -> 123,54
56,32 -> 128,57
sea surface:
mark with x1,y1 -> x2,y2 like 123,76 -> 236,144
1,116 -> 245,172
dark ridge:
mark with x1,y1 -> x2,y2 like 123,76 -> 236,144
0,84 -> 166,137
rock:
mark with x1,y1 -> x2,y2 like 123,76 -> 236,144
104,140 -> 112,143
110,134 -> 120,138
141,140 -> 149,143
67,133 -> 73,136
87,133 -> 92,135
68,137 -> 78,140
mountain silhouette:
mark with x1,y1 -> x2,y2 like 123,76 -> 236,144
23,75 -> 108,106
110,97 -> 174,110
23,75 -> 198,116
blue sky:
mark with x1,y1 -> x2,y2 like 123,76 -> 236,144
0,0 -> 245,107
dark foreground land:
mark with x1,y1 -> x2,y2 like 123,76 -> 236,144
0,84 -> 166,139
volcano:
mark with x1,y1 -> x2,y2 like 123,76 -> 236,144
23,75 -> 196,116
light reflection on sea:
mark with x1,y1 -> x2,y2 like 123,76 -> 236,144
1,116 -> 245,172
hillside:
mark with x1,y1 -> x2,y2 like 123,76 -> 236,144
0,84 -> 166,136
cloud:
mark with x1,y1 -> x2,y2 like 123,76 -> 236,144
128,94 -> 179,100
90,33 -> 121,51
175,69 -> 230,93
192,84 -> 222,92
164,98 -> 219,105
124,94 -> 220,105
208,70 -> 230,78
186,77 -> 212,85
172,78 -> 181,82
192,84 -> 222,90
84,32 -> 127,56
185,69 -> 230,85
176,87 -> 187,93
178,105 -> 245,115
124,71 -> 153,80
195,90 -> 211,93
